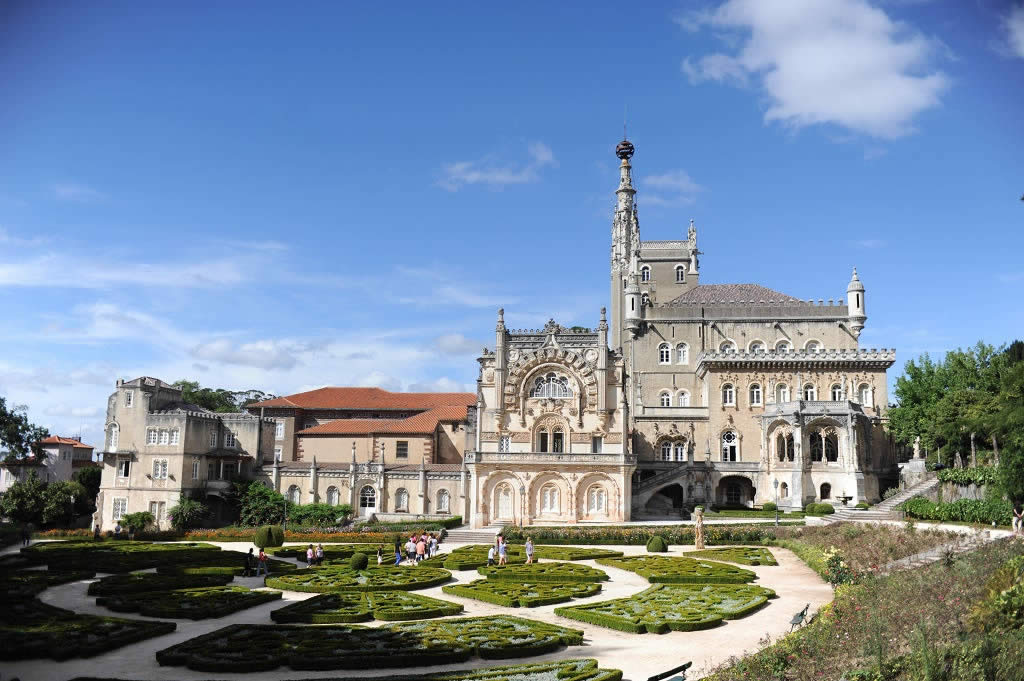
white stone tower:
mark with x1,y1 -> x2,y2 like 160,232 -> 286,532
609,138 -> 638,348
847,267 -> 866,339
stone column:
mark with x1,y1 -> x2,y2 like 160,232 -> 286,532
419,460 -> 428,514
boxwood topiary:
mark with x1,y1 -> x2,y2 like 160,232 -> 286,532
265,565 -> 452,592
349,552 -> 369,570
2,569 -> 96,601
595,555 -> 756,584
762,502 -> 777,512
443,579 -> 601,608
96,585 -> 282,620
686,547 -> 777,566
477,562 -> 608,583
254,525 -> 285,549
438,544 -> 623,571
646,535 -> 668,553
87,571 -> 232,596
271,591 -> 464,623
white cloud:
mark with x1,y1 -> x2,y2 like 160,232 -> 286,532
1005,4 -> 1024,58
0,227 -> 49,247
680,0 -> 950,139
0,253 -> 249,289
437,142 -> 557,192
434,333 -> 482,356
53,182 -> 105,202
190,338 -> 328,370
643,170 -> 704,205
406,376 -> 475,393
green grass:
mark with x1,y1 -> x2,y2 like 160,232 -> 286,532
96,585 -> 282,619
155,615 -> 585,672
595,555 -> 757,584
477,561 -> 608,583
265,564 -> 452,592
686,547 -> 778,566
555,583 -> 776,634
271,591 -> 464,623
444,579 -> 601,607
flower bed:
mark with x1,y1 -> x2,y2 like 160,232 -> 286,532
155,615 -> 585,672
360,516 -> 464,531
155,549 -> 296,576
444,579 -> 601,607
96,585 -> 282,619
0,598 -> 176,661
265,564 -> 452,592
686,547 -> 778,566
20,540 -> 221,572
477,561 -> 609,583
87,571 -> 233,596
595,556 -> 756,584
271,591 -> 464,623
434,544 -> 623,570
1,568 -> 96,601
554,583 -> 776,634
181,527 -> 405,543
501,524 -> 793,546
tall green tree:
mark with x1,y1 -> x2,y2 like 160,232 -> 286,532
0,471 -> 46,524
239,483 -> 288,527
0,398 -> 49,460
41,480 -> 86,527
172,380 -> 277,413
71,466 -> 102,515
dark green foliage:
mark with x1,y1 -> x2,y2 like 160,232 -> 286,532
762,502 -> 777,512
71,466 -> 102,514
438,544 -> 623,570
155,615 -> 584,672
804,503 -> 835,515
265,564 -> 451,592
901,495 -> 1013,525
443,579 -> 601,607
289,502 -> 348,527
0,597 -> 176,661
87,571 -> 233,596
97,585 -> 282,619
254,524 -> 285,549
41,479 -> 88,526
687,547 -> 778,566
595,555 -> 757,584
271,543 -> 390,561
478,561 -> 608,583
167,495 -> 207,531
1,568 -> 95,601
271,591 -> 464,623
855,502 -> 870,509
349,552 -> 369,570
555,583 -> 775,634
239,484 -> 288,527
646,535 -> 668,552
501,524 -> 788,546
122,511 -> 155,534
155,549 -> 296,576
361,516 -> 464,532
21,540 -> 221,572
171,380 -> 276,412
0,397 -> 49,459
0,470 -> 46,524
939,467 -> 999,486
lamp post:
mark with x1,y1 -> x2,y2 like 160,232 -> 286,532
283,496 -> 288,532
773,479 -> 779,527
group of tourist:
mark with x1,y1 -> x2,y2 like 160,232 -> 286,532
304,543 -> 326,567
392,533 -> 440,565
243,548 -> 271,576
486,535 -> 534,566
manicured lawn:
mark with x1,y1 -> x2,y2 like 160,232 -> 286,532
271,591 -> 464,622
686,547 -> 778,566
444,579 -> 602,607
596,556 -> 757,584
265,564 -> 452,592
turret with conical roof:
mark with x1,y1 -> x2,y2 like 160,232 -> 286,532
847,267 -> 866,339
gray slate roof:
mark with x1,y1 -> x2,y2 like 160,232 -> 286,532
669,284 -> 803,305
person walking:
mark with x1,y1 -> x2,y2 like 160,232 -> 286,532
525,537 -> 534,565
405,537 -> 416,563
244,548 -> 255,577
257,548 -> 269,576
305,544 -> 315,568
93,524 -> 101,541
428,533 -> 438,558
377,547 -> 384,566
1013,501 -> 1023,537
487,545 -> 496,567
415,536 -> 426,564
394,540 -> 403,566
498,537 -> 508,566
315,544 -> 325,566
113,522 -> 122,540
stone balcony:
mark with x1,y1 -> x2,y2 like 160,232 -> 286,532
465,451 -> 637,466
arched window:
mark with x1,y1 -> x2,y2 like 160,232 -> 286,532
326,486 -> 340,506
749,340 -> 766,353
437,489 -> 451,513
825,432 -> 839,462
673,441 -> 686,462
658,343 -> 671,364
395,488 -> 409,512
641,292 -> 650,307
677,390 -> 690,407
805,340 -> 821,352
749,384 -> 762,406
776,340 -> 791,352
720,340 -> 736,352
803,383 -> 817,401
552,427 -> 564,453
776,433 -> 786,462
587,485 -> 607,514
858,383 -> 873,407
107,423 -> 119,453
660,441 -> 672,461
540,484 -> 559,513
776,383 -> 790,403
820,483 -> 832,500
786,433 -> 795,461
640,266 -> 651,282
721,431 -> 738,461
809,432 -> 824,462
359,485 -> 376,509
659,391 -> 671,407
722,383 -> 735,406
831,384 -> 843,401
287,485 -> 301,504
496,483 -> 513,519
676,342 -> 689,364
675,265 -> 686,283
780,482 -> 789,498
531,372 -> 573,398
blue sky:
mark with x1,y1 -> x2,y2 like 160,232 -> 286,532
1,0 -> 1022,445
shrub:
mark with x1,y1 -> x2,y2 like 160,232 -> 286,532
271,591 -> 464,623
290,503 -> 344,528
822,547 -> 860,587
855,502 -> 870,509
167,495 -> 207,531
687,547 -> 777,566
254,525 -> 285,549
438,544 -> 623,571
88,572 -> 232,596
239,484 -> 288,527
121,511 -> 154,534
21,540 -> 221,572
762,502 -> 777,512
501,524 -> 785,546
478,562 -> 608,583
882,487 -> 902,500
938,467 -> 998,486
349,552 -> 369,570
2,569 -> 96,601
96,585 -> 282,620
595,556 -> 756,584
805,503 -> 835,516
265,565 -> 452,592
901,496 -> 1013,526
646,535 -> 668,553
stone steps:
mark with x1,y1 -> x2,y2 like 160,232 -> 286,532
444,525 -> 504,544
822,476 -> 939,524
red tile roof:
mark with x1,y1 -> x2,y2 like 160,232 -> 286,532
39,436 -> 94,449
298,405 -> 469,436
249,387 -> 474,411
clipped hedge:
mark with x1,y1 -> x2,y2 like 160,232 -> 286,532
254,525 -> 284,549
155,615 -> 584,672
182,527 -> 402,543
271,591 -> 464,623
437,544 -> 623,571
901,495 -> 1013,526
595,555 -> 756,584
265,564 -> 452,593
270,543 -> 390,561
646,535 -> 668,552
444,579 -> 601,608
97,585 -> 282,620
88,572 -> 233,596
0,598 -> 176,661
501,524 -> 792,546
804,503 -> 835,516
478,561 -> 608,583
686,547 -> 778,566
554,583 -> 776,634
1,568 -> 96,601
155,550 -> 296,577
20,540 -> 221,572
350,552 -> 369,570
762,502 -> 777,512
361,516 -> 464,531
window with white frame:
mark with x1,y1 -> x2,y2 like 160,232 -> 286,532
658,343 -> 671,364
147,429 -> 158,445
587,486 -> 606,514
117,458 -> 131,478
675,265 -> 686,283
396,441 -> 409,459
721,430 -> 738,461
530,372 -> 573,398
498,436 -> 510,453
327,486 -> 340,506
170,429 -> 179,445
677,390 -> 690,407
209,429 -> 217,448
749,383 -> 762,406
540,484 -> 559,513
124,391 -> 133,408
158,429 -> 169,445
149,501 -> 166,526
776,383 -> 790,403
437,489 -> 451,513
803,383 -> 817,401
805,340 -> 821,352
722,383 -> 735,406
858,383 -> 873,406
831,384 -> 843,401
113,497 -> 127,521
676,342 -> 689,364
395,488 -> 409,511
152,459 -> 168,479
673,441 -> 686,461
749,340 -> 766,353
224,431 -> 236,448
640,266 -> 651,282
659,391 -> 671,407
776,340 -> 791,352
107,423 -> 119,453
660,441 -> 672,461
275,421 -> 285,439
192,458 -> 200,479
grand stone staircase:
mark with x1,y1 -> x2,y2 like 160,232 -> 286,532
443,524 -> 504,544
823,475 -> 939,524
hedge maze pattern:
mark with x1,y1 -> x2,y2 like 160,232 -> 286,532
87,572 -> 233,596
554,583 -> 777,634
20,540 -> 220,572
685,547 -> 777,566
477,561 -> 609,583
596,555 -> 756,584
443,579 -> 601,608
265,564 -> 451,592
2,568 -> 95,601
155,615 -> 585,672
433,544 -> 623,571
0,598 -> 176,661
271,543 -> 390,562
97,585 -> 282,619
156,550 -> 296,576
271,591 -> 464,623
